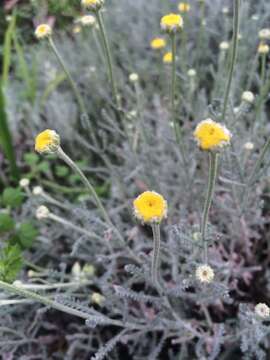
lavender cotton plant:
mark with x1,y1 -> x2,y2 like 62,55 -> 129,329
1,0 -> 270,359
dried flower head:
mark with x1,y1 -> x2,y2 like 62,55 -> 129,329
255,303 -> 270,318
219,41 -> 230,51
81,0 -> 104,11
258,42 -> 270,54
163,52 -> 173,64
35,24 -> 52,39
150,37 -> 166,50
160,13 -> 183,33
244,142 -> 254,150
133,191 -> 167,224
36,205 -> 50,220
35,129 -> 60,154
78,15 -> 96,26
178,2 -> 191,12
241,91 -> 255,104
259,28 -> 270,40
194,119 -> 232,151
19,178 -> 30,188
195,265 -> 215,283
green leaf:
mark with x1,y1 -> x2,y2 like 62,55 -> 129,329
0,244 -> 23,283
2,187 -> 24,208
0,213 -> 15,234
24,152 -> 39,166
17,222 -> 38,249
55,165 -> 69,177
37,161 -> 50,174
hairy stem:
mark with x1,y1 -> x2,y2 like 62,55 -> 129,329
48,37 -> 88,117
201,152 -> 219,264
96,11 -> 119,108
151,223 -> 161,286
221,0 -> 240,121
170,33 -> 180,144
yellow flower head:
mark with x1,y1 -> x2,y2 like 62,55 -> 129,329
35,129 -> 60,154
160,13 -> 183,33
258,42 -> 270,55
35,24 -> 52,39
194,119 -> 232,151
151,37 -> 166,50
178,2 -> 191,13
133,191 -> 167,224
163,51 -> 173,64
73,25 -> 82,34
81,0 -> 104,11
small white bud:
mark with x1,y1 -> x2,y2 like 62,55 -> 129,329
259,28 -> 270,40
71,262 -> 82,279
255,303 -> 270,318
244,142 -> 254,150
91,292 -> 105,305
187,68 -> 197,77
129,73 -> 139,83
19,178 -> 30,188
33,186 -> 43,196
13,280 -> 23,287
219,41 -> 230,51
36,205 -> 50,219
242,91 -> 255,104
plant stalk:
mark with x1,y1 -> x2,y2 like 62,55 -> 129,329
151,223 -> 161,287
221,0 -> 241,121
200,151 -> 219,264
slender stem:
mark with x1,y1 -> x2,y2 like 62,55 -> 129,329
48,213 -> 100,240
56,147 -> 139,262
241,137 -> 270,212
48,37 -> 88,117
200,152 -> 219,264
95,11 -> 119,108
57,148 -> 115,230
151,223 -> 161,287
170,34 -> 182,146
221,0 -> 240,121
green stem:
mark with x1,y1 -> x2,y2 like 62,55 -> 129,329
221,0 -> 241,121
96,11 -> 119,108
48,37 -> 88,117
200,152 -> 219,264
151,223 -> 161,287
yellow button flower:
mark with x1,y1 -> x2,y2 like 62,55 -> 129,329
35,24 -> 52,39
81,0 -> 104,11
178,2 -> 191,13
163,52 -> 173,64
150,37 -> 166,50
258,42 -> 270,54
35,129 -> 60,154
133,191 -> 167,224
161,13 -> 183,33
194,119 -> 232,151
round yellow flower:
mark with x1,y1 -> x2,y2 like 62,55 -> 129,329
258,42 -> 270,54
81,0 -> 104,11
35,129 -> 60,154
133,191 -> 167,224
150,37 -> 166,50
178,2 -> 191,13
160,13 -> 184,33
35,24 -> 52,39
194,119 -> 232,151
163,51 -> 173,64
